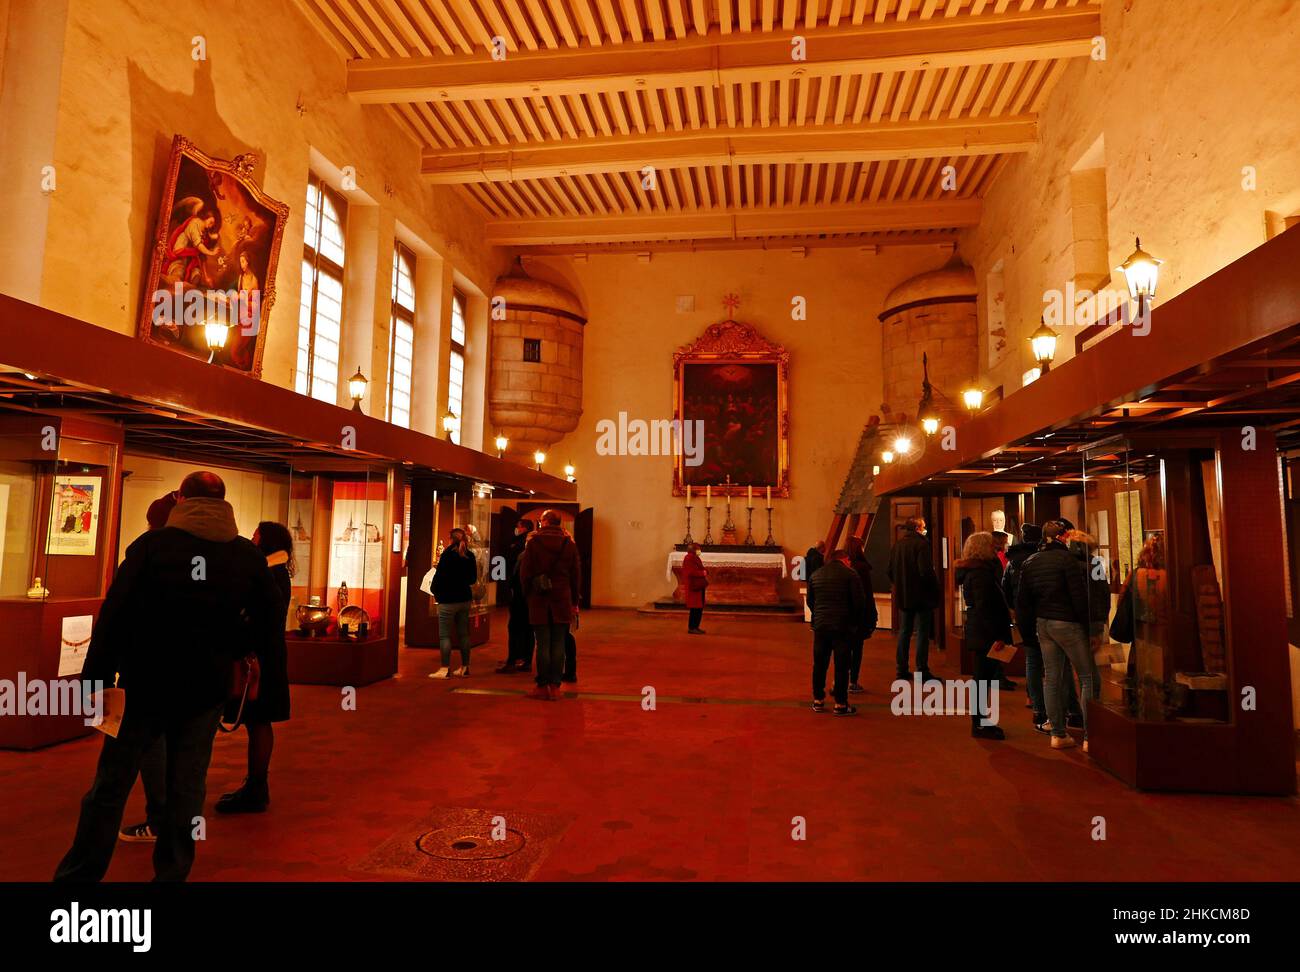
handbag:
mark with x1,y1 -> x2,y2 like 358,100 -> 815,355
1109,579 -> 1135,644
220,653 -> 261,734
530,538 -> 570,596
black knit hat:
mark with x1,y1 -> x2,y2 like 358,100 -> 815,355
1021,523 -> 1043,544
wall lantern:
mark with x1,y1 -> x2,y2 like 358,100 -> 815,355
204,315 -> 230,364
348,366 -> 368,411
917,352 -> 940,435
534,450 -> 546,470
442,412 -> 460,439
893,435 -> 913,456
1117,236 -> 1162,305
962,387 -> 985,412
494,434 -> 509,458
1029,318 -> 1059,372
881,450 -> 895,464
564,463 -> 576,483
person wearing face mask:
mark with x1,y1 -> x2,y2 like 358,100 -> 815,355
496,518 -> 536,674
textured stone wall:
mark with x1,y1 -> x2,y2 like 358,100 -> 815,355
881,300 -> 978,423
488,310 -> 584,459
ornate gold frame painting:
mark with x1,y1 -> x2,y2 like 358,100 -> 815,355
137,135 -> 289,378
672,317 -> 790,497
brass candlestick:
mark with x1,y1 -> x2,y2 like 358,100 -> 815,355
744,507 -> 756,546
723,493 -> 735,534
703,507 -> 713,546
764,507 -> 776,547
683,505 -> 695,546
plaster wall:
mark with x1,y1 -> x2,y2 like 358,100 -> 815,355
1,0 -> 505,436
963,0 -> 1300,393
528,246 -> 948,607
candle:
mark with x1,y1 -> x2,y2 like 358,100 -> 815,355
706,484 -> 711,506
747,485 -> 753,506
686,484 -> 691,504
766,485 -> 772,508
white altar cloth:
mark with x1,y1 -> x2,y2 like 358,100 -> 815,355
665,550 -> 788,584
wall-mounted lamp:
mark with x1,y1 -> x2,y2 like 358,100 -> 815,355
962,387 -> 985,413
494,434 -> 509,458
564,463 -> 576,483
893,435 -> 913,456
1117,236 -> 1162,306
881,450 -> 895,464
204,316 -> 230,364
533,450 -> 546,471
442,412 -> 460,439
348,366 -> 368,411
1029,318 -> 1058,373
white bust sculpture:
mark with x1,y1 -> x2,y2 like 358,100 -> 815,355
990,509 -> 1006,533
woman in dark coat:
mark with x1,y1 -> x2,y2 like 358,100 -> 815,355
681,542 -> 708,634
957,531 -> 1011,740
845,535 -> 879,693
216,520 -> 293,814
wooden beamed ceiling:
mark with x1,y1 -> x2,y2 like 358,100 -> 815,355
295,0 -> 1102,247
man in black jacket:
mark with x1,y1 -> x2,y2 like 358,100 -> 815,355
888,517 -> 940,683
496,518 -> 535,674
1014,519 -> 1094,751
430,527 -> 478,679
806,549 -> 867,715
54,471 -> 279,882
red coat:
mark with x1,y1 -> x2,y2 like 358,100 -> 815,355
681,551 -> 707,609
518,526 -> 582,625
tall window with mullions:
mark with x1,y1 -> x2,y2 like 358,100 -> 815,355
387,242 -> 416,428
297,174 -> 346,404
447,288 -> 467,445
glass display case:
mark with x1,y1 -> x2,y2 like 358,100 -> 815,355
284,464 -> 401,686
0,415 -> 123,749
1083,439 -> 1227,726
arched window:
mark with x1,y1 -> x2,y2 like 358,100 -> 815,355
297,174 -> 347,404
447,288 -> 467,445
387,242 -> 416,428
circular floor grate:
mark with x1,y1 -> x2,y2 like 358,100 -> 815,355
415,825 -> 526,861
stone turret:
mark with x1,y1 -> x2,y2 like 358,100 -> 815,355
488,260 -> 586,461
879,255 -> 978,425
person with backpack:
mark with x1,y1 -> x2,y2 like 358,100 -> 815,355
519,510 -> 582,701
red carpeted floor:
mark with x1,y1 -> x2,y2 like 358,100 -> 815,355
2,608 -> 1297,881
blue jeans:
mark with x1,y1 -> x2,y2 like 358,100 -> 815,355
895,607 -> 932,675
533,622 -> 569,687
54,703 -> 224,882
1038,618 -> 1095,740
437,601 -> 472,668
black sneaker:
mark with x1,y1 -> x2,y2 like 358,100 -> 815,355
118,822 -> 156,843
972,725 -> 1006,740
848,683 -> 864,694
811,699 -> 825,713
833,704 -> 858,716
1033,718 -> 1052,734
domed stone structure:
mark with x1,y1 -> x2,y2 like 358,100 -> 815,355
488,260 -> 586,461
879,255 -> 978,426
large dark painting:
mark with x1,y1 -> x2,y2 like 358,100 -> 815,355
137,135 -> 288,378
673,318 -> 790,497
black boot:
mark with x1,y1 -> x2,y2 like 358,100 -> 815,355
215,777 -> 269,814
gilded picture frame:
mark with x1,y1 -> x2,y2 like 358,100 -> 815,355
672,318 -> 791,498
136,135 -> 289,378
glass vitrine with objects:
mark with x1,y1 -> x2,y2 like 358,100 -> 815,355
0,414 -> 124,749
284,463 -> 402,686
1079,430 -> 1292,794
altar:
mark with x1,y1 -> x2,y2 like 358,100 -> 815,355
665,545 -> 788,607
